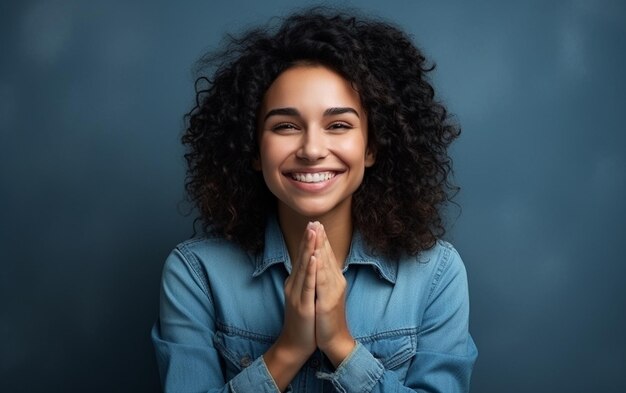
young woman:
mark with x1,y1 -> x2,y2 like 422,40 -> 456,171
152,9 -> 477,393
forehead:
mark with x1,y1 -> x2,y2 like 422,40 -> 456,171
261,65 -> 362,112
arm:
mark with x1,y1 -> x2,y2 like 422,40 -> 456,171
151,248 -> 282,393
153,224 -> 322,393
316,246 -> 477,393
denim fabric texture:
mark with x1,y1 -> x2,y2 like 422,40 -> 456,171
152,216 -> 477,392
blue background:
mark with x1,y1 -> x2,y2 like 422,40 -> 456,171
1,1 -> 625,392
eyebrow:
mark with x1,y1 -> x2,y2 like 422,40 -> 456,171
263,107 -> 360,121
323,107 -> 360,118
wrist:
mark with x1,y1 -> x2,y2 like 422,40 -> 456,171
264,340 -> 311,392
320,335 -> 356,369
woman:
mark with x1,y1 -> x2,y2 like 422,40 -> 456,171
152,9 -> 477,392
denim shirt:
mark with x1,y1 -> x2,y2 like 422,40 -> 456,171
152,216 -> 477,392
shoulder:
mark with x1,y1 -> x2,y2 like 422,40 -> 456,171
161,235 -> 256,295
396,240 -> 468,298
169,235 -> 255,272
416,240 -> 465,274
420,240 -> 470,306
400,240 -> 465,273
173,235 -> 251,263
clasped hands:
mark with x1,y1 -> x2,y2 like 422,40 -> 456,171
278,221 -> 355,369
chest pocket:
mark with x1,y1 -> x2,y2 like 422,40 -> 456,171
213,327 -> 274,379
215,326 -> 417,382
359,332 -> 417,380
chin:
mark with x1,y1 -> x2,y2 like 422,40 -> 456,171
285,202 -> 347,222
292,208 -> 329,220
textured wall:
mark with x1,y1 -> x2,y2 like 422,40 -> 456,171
1,1 -> 625,392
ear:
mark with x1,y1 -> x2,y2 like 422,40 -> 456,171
364,147 -> 376,168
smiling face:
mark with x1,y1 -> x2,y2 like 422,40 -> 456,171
257,65 -> 375,224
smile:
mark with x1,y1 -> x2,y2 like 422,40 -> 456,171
289,171 -> 336,183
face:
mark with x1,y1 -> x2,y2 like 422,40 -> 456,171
256,65 -> 375,222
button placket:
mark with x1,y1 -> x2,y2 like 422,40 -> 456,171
309,357 -> 320,369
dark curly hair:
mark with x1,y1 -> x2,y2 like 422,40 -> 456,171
183,8 -> 460,258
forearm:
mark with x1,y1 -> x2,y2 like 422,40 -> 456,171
263,340 -> 311,392
318,342 -> 474,393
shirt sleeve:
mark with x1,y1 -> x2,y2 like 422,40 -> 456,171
316,247 -> 477,393
151,248 -> 281,393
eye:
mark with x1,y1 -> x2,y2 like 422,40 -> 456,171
327,122 -> 352,132
271,123 -> 300,134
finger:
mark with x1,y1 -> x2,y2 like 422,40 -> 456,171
301,255 -> 317,304
285,224 -> 311,289
316,230 -> 344,301
321,225 -> 335,270
314,249 -> 327,289
291,223 -> 316,291
314,222 -> 325,251
322,230 -> 340,273
314,223 -> 327,272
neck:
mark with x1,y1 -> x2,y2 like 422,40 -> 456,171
278,206 -> 353,270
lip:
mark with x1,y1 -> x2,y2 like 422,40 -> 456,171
282,167 -> 345,174
282,168 -> 344,192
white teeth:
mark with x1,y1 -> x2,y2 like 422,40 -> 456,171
291,171 -> 335,183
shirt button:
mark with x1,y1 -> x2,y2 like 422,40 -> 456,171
240,356 -> 252,368
310,358 -> 320,369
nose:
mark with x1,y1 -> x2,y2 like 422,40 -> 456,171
296,129 -> 328,161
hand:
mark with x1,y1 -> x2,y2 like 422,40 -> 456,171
277,221 -> 318,357
264,222 -> 318,390
312,224 -> 355,367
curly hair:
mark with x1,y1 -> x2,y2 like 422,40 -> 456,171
182,8 -> 460,258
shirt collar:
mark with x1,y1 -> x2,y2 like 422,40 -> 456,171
253,215 -> 397,284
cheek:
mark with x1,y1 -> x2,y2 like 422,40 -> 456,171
258,137 -> 274,166
258,139 -> 286,178
338,139 -> 369,165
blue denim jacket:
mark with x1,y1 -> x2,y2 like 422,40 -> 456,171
152,216 -> 477,392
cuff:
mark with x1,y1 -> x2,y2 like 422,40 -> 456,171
229,356 -> 283,393
316,342 -> 384,393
